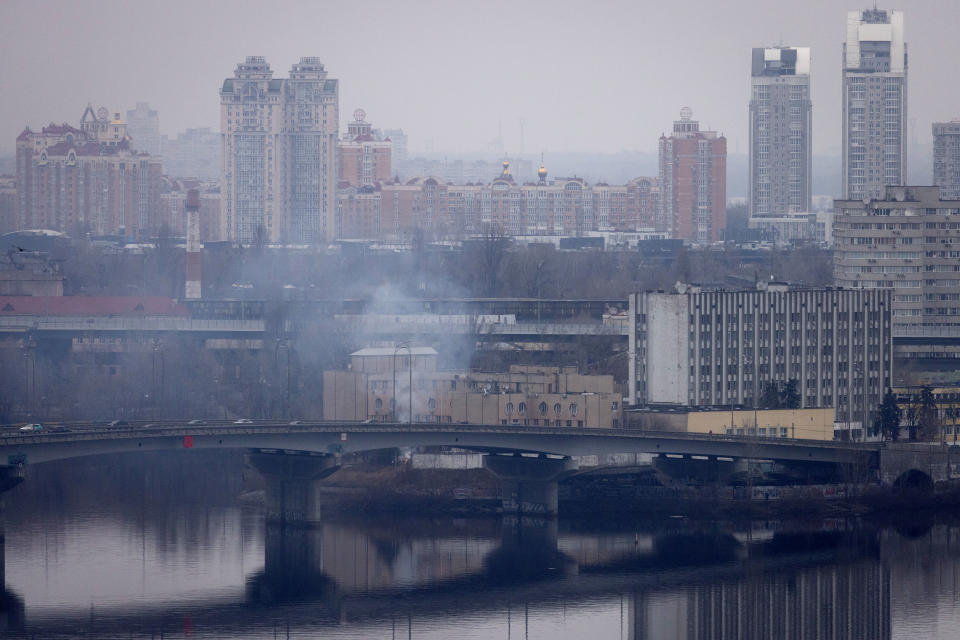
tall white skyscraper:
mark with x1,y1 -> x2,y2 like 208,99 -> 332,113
749,47 -> 811,219
220,56 -> 339,244
842,8 -> 907,200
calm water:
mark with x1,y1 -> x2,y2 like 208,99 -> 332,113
2,451 -> 960,639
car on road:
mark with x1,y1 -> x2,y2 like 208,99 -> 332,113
234,418 -> 254,424
19,423 -> 43,432
288,420 -> 303,425
187,419 -> 207,426
107,420 -> 130,428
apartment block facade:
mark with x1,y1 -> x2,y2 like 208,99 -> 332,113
323,347 -> 622,428
335,161 -> 658,241
220,56 -> 339,244
338,109 -> 392,187
628,284 -> 893,435
749,46 -> 812,219
15,106 -> 163,238
658,108 -> 727,243
933,120 -> 960,200
834,185 -> 960,337
842,8 -> 907,200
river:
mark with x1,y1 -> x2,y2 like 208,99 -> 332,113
2,450 -> 959,639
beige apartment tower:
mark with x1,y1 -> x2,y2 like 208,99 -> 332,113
220,56 -> 339,244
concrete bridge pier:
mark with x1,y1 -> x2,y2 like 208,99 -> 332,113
483,454 -> 576,516
246,451 -> 340,524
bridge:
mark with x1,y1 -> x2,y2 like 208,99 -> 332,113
4,420 -> 950,516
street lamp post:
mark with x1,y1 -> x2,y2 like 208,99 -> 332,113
851,360 -> 862,442
743,354 -> 758,435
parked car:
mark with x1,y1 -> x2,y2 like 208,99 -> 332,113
234,418 -> 254,424
19,423 -> 43,432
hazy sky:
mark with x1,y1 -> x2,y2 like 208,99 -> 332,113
2,0 -> 959,158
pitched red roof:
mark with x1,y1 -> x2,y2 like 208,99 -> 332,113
40,123 -> 82,136
44,141 -> 76,156
0,297 -> 190,316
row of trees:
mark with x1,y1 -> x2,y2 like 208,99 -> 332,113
47,227 -> 836,302
746,380 -> 953,443
873,387 -> 953,442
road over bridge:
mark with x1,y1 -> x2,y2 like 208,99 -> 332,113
2,421 -> 893,516
2,420 -> 875,466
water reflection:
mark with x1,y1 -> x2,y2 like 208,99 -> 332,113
1,451 -> 959,638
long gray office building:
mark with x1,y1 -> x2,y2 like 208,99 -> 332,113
834,185 -> 960,338
749,46 -> 812,220
934,120 -> 960,200
842,8 -> 907,201
628,284 -> 893,435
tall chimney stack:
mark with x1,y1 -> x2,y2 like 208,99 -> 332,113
185,189 -> 202,299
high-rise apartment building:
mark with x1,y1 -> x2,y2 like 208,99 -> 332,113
628,284 -> 893,438
161,127 -> 221,180
749,47 -> 812,219
220,56 -> 339,244
933,120 -> 960,200
0,176 -> 17,235
15,106 -> 162,238
125,102 -> 161,156
834,185 -> 960,337
842,8 -> 907,200
658,108 -> 727,243
339,109 -> 392,187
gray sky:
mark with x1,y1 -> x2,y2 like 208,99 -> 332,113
2,0 -> 959,157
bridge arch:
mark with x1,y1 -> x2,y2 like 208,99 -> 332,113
892,469 -> 934,494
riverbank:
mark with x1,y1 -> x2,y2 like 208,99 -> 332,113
243,463 -> 960,518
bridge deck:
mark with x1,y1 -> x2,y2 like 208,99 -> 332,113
1,421 -> 878,466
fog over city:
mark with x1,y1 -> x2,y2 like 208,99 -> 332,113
2,0 -> 959,159
6,2 -> 960,638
